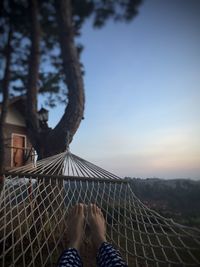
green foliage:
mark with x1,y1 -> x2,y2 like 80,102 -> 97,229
127,178 -> 200,228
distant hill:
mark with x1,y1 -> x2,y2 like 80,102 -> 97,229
126,178 -> 200,228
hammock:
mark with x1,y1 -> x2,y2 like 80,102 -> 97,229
0,150 -> 200,267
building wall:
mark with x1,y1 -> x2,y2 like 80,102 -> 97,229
4,123 -> 33,170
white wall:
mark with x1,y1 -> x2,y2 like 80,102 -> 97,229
6,106 -> 26,126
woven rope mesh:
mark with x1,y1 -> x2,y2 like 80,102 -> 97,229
0,151 -> 200,267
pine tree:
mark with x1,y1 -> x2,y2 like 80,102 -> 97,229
0,0 -> 142,161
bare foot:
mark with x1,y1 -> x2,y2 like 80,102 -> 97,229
88,204 -> 106,250
67,203 -> 85,251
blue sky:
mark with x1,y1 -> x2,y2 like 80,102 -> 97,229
48,0 -> 200,179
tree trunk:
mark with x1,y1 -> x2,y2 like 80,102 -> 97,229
40,0 -> 85,157
0,26 -> 12,173
25,0 -> 85,159
26,0 -> 41,155
26,0 -> 85,159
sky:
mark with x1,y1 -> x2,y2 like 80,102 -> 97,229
48,0 -> 200,179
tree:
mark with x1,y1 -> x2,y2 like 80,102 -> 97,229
0,27 -> 12,171
26,0 -> 42,156
0,0 -> 33,174
0,0 -> 142,161
0,0 -> 13,171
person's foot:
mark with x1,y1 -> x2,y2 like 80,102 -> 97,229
87,204 -> 107,250
67,203 -> 85,251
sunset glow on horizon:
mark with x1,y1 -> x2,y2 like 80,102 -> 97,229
47,0 -> 200,179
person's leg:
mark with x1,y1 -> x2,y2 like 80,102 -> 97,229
88,204 -> 128,267
57,203 -> 85,267
96,242 -> 128,267
57,248 -> 82,267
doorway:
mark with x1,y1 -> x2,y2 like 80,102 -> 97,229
12,134 -> 26,167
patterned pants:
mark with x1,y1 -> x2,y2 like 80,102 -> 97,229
57,242 -> 128,267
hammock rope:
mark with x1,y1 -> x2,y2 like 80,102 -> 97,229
0,151 -> 200,267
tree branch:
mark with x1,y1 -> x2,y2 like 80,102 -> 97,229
45,0 -> 85,155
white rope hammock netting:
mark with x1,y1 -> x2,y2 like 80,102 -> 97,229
0,151 -> 200,267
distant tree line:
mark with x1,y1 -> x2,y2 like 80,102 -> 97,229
127,178 -> 200,228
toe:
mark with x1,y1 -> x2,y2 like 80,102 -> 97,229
93,204 -> 97,214
100,211 -> 104,218
97,206 -> 101,214
88,203 -> 93,215
78,203 -> 84,215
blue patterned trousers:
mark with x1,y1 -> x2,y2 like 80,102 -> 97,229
57,242 -> 128,267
